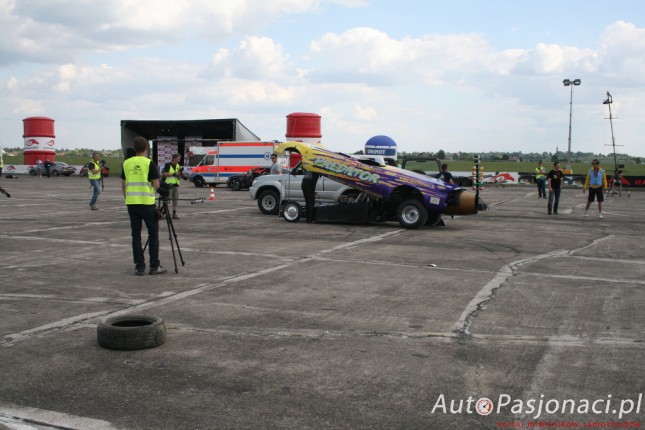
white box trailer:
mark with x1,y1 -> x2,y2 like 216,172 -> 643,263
188,141 -> 277,187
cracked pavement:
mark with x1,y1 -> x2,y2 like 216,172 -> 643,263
1,177 -> 643,429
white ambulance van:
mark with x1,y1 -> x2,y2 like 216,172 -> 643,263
188,141 -> 277,187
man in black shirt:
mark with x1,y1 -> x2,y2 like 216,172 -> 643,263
547,162 -> 563,215
436,163 -> 454,184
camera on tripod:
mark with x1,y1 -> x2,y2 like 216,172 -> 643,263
157,182 -> 172,200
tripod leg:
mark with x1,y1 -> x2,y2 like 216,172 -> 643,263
166,214 -> 178,273
167,213 -> 185,267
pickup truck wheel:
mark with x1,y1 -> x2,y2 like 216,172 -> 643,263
282,201 -> 302,222
258,189 -> 279,215
396,199 -> 428,229
229,178 -> 242,191
193,176 -> 206,188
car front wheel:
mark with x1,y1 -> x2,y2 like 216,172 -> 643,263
193,176 -> 206,188
396,199 -> 428,229
258,189 -> 279,215
282,201 -> 302,222
52,170 -> 59,177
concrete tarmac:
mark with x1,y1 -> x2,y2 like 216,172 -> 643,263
0,176 -> 643,429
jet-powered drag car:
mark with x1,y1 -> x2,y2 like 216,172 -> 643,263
274,141 -> 486,229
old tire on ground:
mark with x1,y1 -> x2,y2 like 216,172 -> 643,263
258,189 -> 280,215
282,201 -> 302,222
97,315 -> 166,350
396,199 -> 428,229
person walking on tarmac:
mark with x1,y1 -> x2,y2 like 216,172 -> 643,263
162,153 -> 183,219
547,161 -> 563,215
86,152 -> 102,210
121,137 -> 166,276
535,160 -> 547,199
583,159 -> 607,219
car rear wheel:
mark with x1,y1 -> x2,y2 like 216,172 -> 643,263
52,170 -> 59,177
229,178 -> 242,191
282,201 -> 302,222
258,189 -> 279,215
193,176 -> 206,188
29,170 -> 36,176
396,199 -> 428,229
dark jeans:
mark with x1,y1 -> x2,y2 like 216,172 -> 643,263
89,179 -> 101,207
301,177 -> 317,222
548,188 -> 561,213
536,178 -> 546,197
127,204 -> 160,271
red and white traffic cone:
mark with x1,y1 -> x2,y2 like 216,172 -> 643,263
209,187 -> 216,201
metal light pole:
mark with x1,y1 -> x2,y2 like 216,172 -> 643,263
603,91 -> 620,174
563,78 -> 581,160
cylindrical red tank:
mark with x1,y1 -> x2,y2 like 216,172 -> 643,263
285,112 -> 322,143
23,117 -> 56,165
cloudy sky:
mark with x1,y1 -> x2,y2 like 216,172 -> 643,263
1,0 -> 644,157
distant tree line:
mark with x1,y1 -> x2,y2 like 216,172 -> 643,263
1,147 -> 123,158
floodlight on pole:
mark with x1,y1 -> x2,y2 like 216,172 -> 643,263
603,91 -> 622,175
563,78 -> 581,159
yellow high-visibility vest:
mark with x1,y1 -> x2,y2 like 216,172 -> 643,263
123,156 -> 155,205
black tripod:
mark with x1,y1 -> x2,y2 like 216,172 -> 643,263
144,196 -> 185,273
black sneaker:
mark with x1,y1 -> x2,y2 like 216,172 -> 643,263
149,266 -> 167,275
135,268 -> 145,276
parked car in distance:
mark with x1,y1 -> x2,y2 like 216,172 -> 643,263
28,162 -> 76,177
249,167 -> 358,215
227,167 -> 270,191
79,160 -> 110,177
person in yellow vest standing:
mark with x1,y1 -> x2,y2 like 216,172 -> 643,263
535,160 -> 546,199
162,153 -> 183,219
121,137 -> 166,276
86,152 -> 102,210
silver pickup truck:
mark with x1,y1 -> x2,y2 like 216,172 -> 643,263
249,171 -> 357,215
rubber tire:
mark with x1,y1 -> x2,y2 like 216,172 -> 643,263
396,199 -> 428,229
193,176 -> 206,188
52,170 -> 59,177
229,178 -> 242,191
282,201 -> 302,222
258,189 -> 280,215
29,170 -> 36,176
97,315 -> 166,350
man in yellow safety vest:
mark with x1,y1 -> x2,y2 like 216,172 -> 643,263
535,160 -> 546,199
162,153 -> 183,219
86,152 -> 102,210
121,137 -> 167,276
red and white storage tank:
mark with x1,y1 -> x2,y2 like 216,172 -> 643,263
23,117 -> 56,164
285,112 -> 322,167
